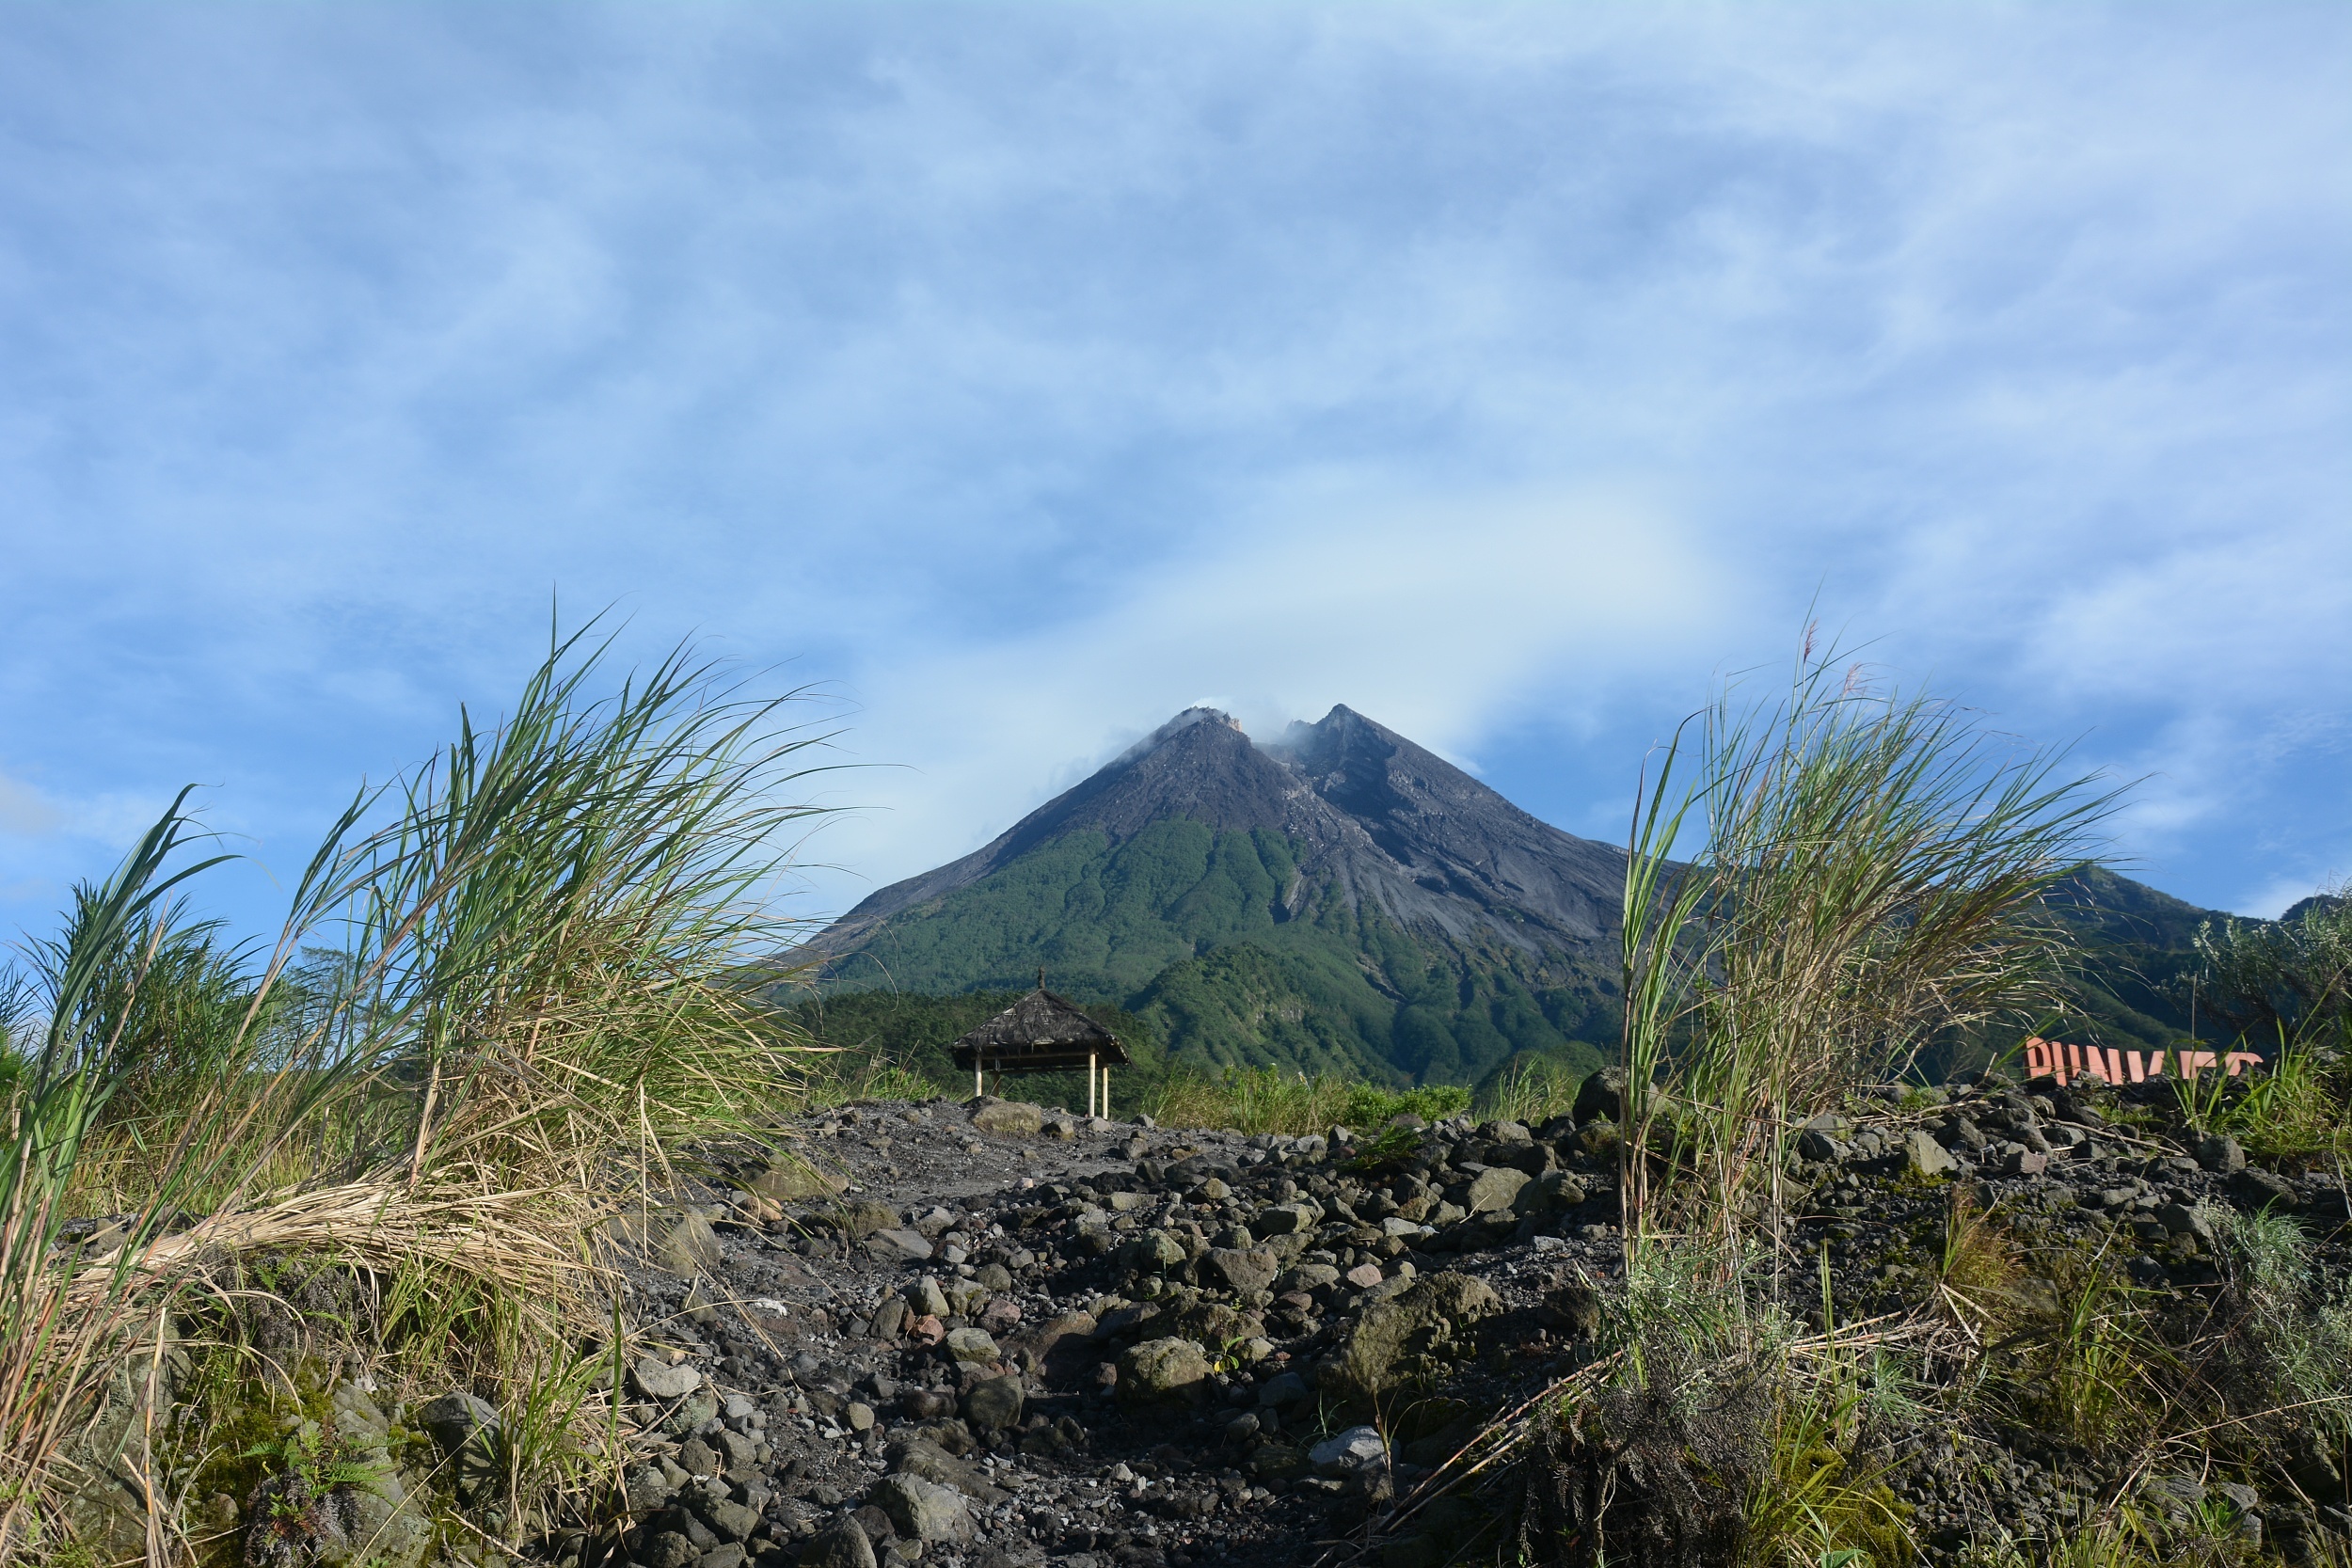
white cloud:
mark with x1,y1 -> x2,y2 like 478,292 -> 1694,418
0,3 -> 2343,932
0,774 -> 60,838
795,482 -> 1728,907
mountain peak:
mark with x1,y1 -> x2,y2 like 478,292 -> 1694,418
809,700 -> 1627,966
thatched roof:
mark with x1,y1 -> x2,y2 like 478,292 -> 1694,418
951,984 -> 1130,1072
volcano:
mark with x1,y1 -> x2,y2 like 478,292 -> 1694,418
792,705 -> 2217,1087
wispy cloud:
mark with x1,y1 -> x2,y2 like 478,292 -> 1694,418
0,3 -> 2343,933
0,774 -> 60,839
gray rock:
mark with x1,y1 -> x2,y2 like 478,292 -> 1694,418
691,1495 -> 763,1542
417,1390 -> 498,1450
1796,1129 -> 1843,1163
641,1531 -> 699,1568
891,1437 -> 1009,1502
1938,1117 -> 1988,1153
1118,1338 -> 1211,1405
1120,1229 -> 1186,1271
963,1375 -> 1025,1431
1250,1203 -> 1319,1237
677,1437 -> 720,1478
867,1228 -> 935,1262
2198,1134 -> 2248,1175
1463,1167 -> 1531,1214
316,1466 -> 431,1568
416,1391 -> 501,1500
625,1465 -> 673,1513
631,1356 -> 703,1401
658,1211 -> 724,1277
2156,1203 -> 2217,1243
1277,1263 -> 1343,1293
1257,1371 -> 1309,1407
968,1098 -> 1045,1138
714,1429 -> 756,1470
802,1520 -> 879,1568
1325,1272 -> 1502,1405
1513,1170 -> 1587,1214
871,1473 -> 976,1544
1202,1246 -> 1282,1294
2232,1167 -> 2300,1212
1310,1425 -> 1388,1475
748,1155 -> 845,1204
1903,1130 -> 1959,1179
908,1276 -> 952,1319
1573,1068 -> 1626,1125
842,1200 -> 904,1239
944,1327 -> 1001,1364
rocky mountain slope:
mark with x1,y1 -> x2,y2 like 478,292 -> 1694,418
790,707 -> 2227,1089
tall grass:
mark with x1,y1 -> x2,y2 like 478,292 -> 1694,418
1621,633 -> 2120,1242
1145,1065 -> 1470,1138
2193,884 -> 2352,1042
0,622 -> 840,1562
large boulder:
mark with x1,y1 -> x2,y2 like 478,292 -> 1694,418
748,1154 -> 846,1203
316,1465 -> 431,1568
1513,1171 -> 1588,1215
801,1520 -> 879,1568
1201,1246 -> 1282,1295
1119,1229 -> 1187,1272
870,1474 -> 975,1544
1118,1338 -> 1212,1406
1573,1067 -> 1627,1126
2232,1168 -> 2300,1212
628,1355 -> 702,1401
1324,1273 -> 1502,1406
2197,1134 -> 2247,1175
1902,1131 -> 1958,1179
840,1200 -> 904,1240
891,1437 -> 1009,1501
968,1098 -> 1045,1138
1310,1425 -> 1389,1476
1462,1167 -> 1531,1214
963,1375 -> 1025,1432
1250,1203 -> 1320,1238
866,1228 -> 935,1263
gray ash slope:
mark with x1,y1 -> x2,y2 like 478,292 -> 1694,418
789,707 -> 2227,1086
581,1075 -> 2350,1568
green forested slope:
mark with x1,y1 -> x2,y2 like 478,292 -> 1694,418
798,816 -> 1617,1088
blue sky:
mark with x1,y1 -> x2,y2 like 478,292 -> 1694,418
1,3 -> 2345,947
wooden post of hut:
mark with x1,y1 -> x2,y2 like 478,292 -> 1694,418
949,975 -> 1129,1119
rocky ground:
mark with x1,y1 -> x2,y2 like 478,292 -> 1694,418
188,1070 -> 2352,1568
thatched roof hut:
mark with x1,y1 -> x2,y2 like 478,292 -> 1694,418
950,976 -> 1129,1114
